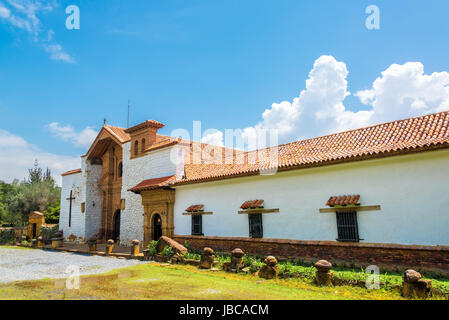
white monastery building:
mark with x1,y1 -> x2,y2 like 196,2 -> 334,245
59,111 -> 449,269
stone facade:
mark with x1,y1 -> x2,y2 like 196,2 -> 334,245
120,143 -> 179,245
83,158 -> 102,239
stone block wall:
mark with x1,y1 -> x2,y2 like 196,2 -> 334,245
120,143 -> 179,245
173,235 -> 449,274
84,158 -> 102,239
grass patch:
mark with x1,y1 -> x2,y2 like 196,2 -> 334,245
0,263 -> 412,300
0,245 -> 32,250
183,250 -> 449,295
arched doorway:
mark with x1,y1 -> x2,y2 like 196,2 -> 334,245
152,214 -> 162,240
113,209 -> 121,242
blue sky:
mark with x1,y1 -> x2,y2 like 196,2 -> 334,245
1,0 -> 449,182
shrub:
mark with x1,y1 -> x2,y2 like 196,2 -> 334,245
183,240 -> 191,252
39,225 -> 59,242
0,228 -> 14,244
184,252 -> 201,260
249,261 -> 264,274
161,245 -> 174,258
147,240 -> 158,255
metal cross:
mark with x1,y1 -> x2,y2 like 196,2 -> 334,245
66,190 -> 75,227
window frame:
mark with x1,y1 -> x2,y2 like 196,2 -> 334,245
191,214 -> 203,236
118,162 -> 123,178
336,211 -> 360,242
134,140 -> 139,156
248,213 -> 263,238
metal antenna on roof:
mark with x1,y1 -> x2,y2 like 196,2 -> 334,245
127,100 -> 130,128
104,118 -> 107,125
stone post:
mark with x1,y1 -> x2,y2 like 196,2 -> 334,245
106,239 -> 114,255
314,260 -> 333,286
31,239 -> 38,248
131,239 -> 140,256
87,236 -> 97,252
258,256 -> 279,279
402,269 -> 432,299
223,248 -> 245,272
51,230 -> 64,249
37,236 -> 43,248
199,247 -> 215,269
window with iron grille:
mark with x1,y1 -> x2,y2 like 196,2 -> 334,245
191,214 -> 203,235
249,214 -> 263,238
336,211 -> 360,242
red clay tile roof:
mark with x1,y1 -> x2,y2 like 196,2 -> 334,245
241,200 -> 264,209
61,168 -> 82,176
326,195 -> 360,207
104,125 -> 131,143
175,111 -> 449,185
186,204 -> 204,212
145,137 -> 180,153
125,120 -> 165,133
128,175 -> 177,193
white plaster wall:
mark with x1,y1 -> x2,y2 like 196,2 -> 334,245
60,170 -> 84,238
174,149 -> 449,246
120,144 -> 180,245
83,157 -> 102,239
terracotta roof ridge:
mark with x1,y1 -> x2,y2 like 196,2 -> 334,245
248,109 -> 449,154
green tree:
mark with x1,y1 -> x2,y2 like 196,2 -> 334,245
2,161 -> 61,227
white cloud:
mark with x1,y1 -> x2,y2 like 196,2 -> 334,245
47,122 -> 97,149
355,62 -> 449,123
0,5 -> 10,18
44,43 -> 76,63
0,129 -> 79,184
0,0 -> 75,63
204,56 -> 449,148
201,130 -> 224,147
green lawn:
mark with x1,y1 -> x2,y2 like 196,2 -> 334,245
0,263 -> 411,300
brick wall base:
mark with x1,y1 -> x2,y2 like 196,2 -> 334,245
173,235 -> 449,275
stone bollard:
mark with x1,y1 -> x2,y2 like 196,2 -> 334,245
199,247 -> 215,269
37,236 -> 43,248
258,256 -> 279,279
87,236 -> 97,252
31,239 -> 38,248
402,269 -> 432,299
223,248 -> 245,272
314,260 -> 333,286
106,239 -> 114,255
51,230 -> 64,249
131,239 -> 140,256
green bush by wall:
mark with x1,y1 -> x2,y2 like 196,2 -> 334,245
0,229 -> 14,244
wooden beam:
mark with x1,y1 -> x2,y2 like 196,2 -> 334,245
319,205 -> 381,213
182,211 -> 213,216
238,208 -> 280,215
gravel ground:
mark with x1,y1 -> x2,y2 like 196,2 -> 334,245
0,247 -> 146,283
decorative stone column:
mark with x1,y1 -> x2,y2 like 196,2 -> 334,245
51,230 -> 64,249
314,260 -> 333,286
258,256 -> 279,279
224,248 -> 245,272
88,236 -> 97,252
402,269 -> 432,299
37,236 -> 43,248
106,239 -> 114,255
131,239 -> 140,256
199,247 -> 215,269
